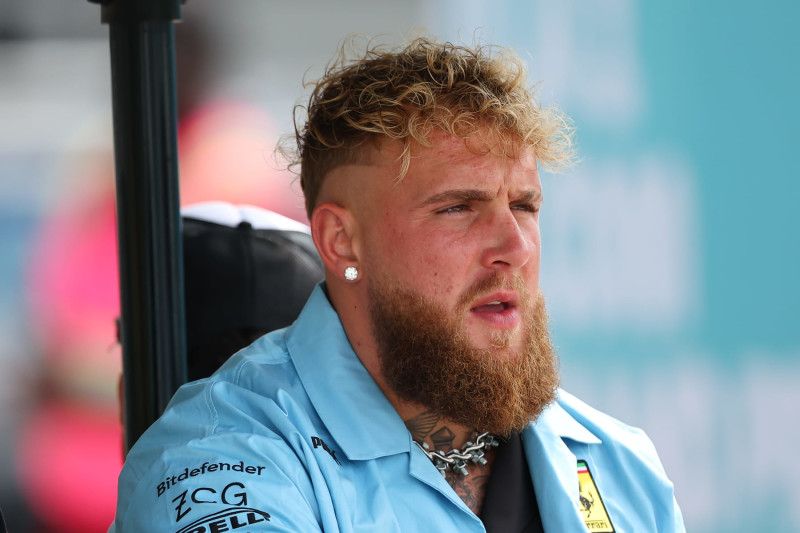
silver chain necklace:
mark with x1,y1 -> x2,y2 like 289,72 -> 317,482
414,431 -> 500,477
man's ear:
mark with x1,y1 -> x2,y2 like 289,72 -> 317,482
311,202 -> 361,282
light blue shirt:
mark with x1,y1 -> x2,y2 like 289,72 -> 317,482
111,285 -> 684,532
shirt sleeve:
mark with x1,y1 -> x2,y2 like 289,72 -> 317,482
110,433 -> 326,533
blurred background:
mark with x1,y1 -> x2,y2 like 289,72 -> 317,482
0,1 -> 797,531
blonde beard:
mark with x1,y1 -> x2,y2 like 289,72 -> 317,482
368,272 -> 560,436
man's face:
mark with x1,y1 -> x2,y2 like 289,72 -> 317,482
353,131 -> 558,433
359,131 -> 543,355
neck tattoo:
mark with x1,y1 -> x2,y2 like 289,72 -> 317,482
414,431 -> 500,477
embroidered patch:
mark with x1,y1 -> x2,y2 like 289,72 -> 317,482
577,460 -> 615,532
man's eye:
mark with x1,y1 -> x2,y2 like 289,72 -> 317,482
512,203 -> 540,213
437,204 -> 469,214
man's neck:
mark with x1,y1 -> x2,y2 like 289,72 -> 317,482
403,407 -> 497,516
403,408 -> 496,516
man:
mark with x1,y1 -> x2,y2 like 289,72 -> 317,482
111,38 -> 684,532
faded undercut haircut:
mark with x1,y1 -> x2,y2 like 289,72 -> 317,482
284,36 -> 576,217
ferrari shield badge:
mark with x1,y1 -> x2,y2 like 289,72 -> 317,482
577,460 -> 615,532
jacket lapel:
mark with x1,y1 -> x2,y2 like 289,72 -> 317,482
522,399 -> 601,532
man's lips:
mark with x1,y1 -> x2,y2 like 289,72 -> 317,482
472,302 -> 510,313
469,291 -> 518,311
469,291 -> 520,326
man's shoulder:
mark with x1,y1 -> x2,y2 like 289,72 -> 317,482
530,390 -> 685,532
219,326 -> 295,372
557,389 -> 647,436
114,332 -> 326,531
553,389 -> 662,461
122,328 -> 315,471
181,327 -> 307,410
169,331 -> 300,420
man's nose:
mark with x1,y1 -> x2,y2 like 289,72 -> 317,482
481,209 -> 533,270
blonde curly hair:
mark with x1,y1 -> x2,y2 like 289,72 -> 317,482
286,37 -> 575,216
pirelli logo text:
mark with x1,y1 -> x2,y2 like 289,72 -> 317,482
174,507 -> 270,533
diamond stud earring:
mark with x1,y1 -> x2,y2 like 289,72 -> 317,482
344,266 -> 359,281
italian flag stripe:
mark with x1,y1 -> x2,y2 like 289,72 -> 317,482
577,461 -> 588,473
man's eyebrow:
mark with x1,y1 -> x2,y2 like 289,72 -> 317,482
420,189 -> 493,207
420,189 -> 543,207
515,190 -> 543,204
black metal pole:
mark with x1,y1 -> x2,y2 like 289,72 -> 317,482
89,0 -> 187,454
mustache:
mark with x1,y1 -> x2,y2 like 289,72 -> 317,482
457,271 -> 530,309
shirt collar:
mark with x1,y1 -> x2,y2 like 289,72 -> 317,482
286,284 -> 411,461
531,393 -> 602,444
